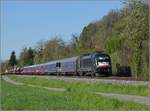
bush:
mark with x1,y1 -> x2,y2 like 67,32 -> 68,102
110,52 -> 121,75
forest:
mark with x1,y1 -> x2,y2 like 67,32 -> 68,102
1,0 -> 149,79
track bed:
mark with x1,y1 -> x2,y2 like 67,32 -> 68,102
6,74 -> 150,86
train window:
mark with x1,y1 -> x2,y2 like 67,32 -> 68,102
56,62 -> 61,67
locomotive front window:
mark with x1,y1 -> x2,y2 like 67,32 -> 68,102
97,57 -> 110,62
96,56 -> 110,67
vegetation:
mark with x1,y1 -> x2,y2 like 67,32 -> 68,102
10,76 -> 150,97
19,47 -> 34,66
1,60 -> 9,73
8,51 -> 17,67
1,77 -> 149,110
1,0 -> 149,79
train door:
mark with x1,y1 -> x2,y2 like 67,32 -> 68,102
56,62 -> 61,75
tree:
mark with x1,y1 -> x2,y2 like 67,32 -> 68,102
27,47 -> 34,65
123,1 -> 149,78
8,51 -> 17,67
104,0 -> 149,78
42,37 -> 66,62
19,47 -> 34,66
68,34 -> 80,55
19,47 -> 28,66
34,40 -> 45,64
79,23 -> 98,53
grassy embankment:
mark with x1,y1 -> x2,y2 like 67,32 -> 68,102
1,76 -> 150,110
10,76 -> 150,96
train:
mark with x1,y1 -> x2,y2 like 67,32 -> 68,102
7,52 -> 112,76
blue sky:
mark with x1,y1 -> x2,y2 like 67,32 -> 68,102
1,0 -> 123,61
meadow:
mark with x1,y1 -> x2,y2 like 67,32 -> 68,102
10,75 -> 150,96
1,75 -> 150,110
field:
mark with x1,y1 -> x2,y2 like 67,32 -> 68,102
1,75 -> 150,110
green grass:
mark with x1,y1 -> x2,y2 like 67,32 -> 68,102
1,78 -> 149,110
10,75 -> 150,96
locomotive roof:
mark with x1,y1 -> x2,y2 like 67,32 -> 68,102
94,52 -> 110,56
79,52 -> 109,59
59,56 -> 79,62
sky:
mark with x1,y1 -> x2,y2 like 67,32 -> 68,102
1,0 -> 123,61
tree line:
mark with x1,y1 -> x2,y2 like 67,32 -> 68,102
1,0 -> 149,79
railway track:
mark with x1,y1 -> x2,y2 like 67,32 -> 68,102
5,73 -> 149,81
5,73 -> 150,86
